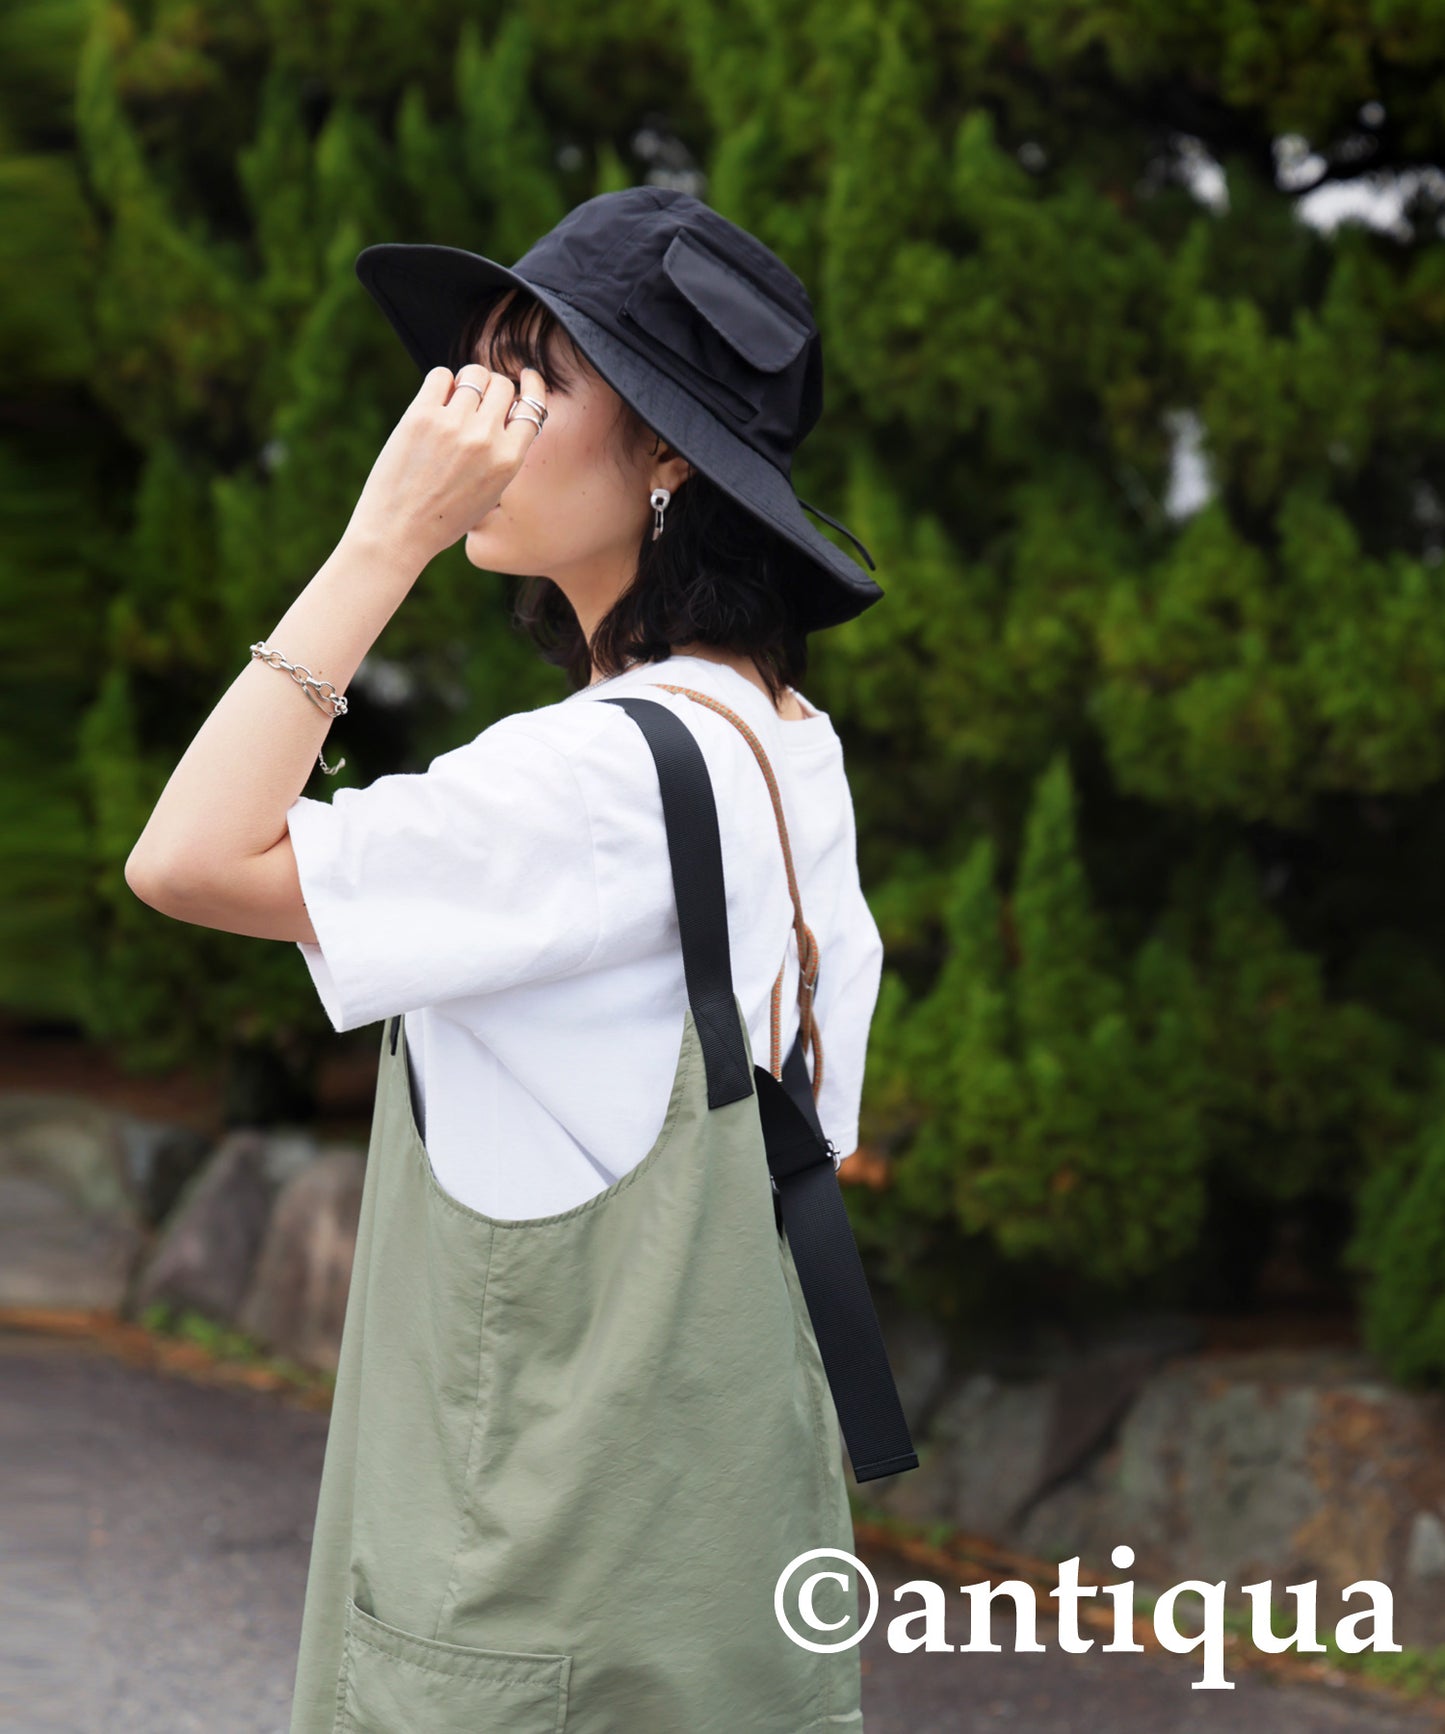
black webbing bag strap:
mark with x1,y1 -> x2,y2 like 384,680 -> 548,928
760,1031 -> 919,1480
602,694 -> 918,1483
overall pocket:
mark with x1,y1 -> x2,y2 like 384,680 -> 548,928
335,1595 -> 571,1734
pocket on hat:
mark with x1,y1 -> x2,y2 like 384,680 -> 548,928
620,230 -> 810,424
660,230 -> 810,371
334,1594 -> 571,1734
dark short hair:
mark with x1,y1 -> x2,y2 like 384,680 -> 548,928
450,287 -> 809,705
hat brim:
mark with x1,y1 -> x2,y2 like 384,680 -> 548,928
355,243 -> 884,633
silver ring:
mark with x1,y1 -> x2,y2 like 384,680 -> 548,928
453,381 -> 486,401
515,394 -> 548,423
506,407 -> 545,433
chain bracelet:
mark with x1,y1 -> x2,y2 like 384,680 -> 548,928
250,640 -> 348,775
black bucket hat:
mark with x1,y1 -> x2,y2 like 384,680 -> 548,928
353,186 -> 884,633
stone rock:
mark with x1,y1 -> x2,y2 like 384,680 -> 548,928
128,1129 -> 309,1325
1012,1348 -> 1445,1648
871,1311 -> 1195,1531
112,1113 -> 214,1227
875,1296 -> 952,1436
237,1147 -> 365,1373
0,1093 -> 146,1309
877,1370 -> 1053,1532
1406,1510 -> 1445,1582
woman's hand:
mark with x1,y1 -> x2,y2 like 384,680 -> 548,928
345,364 -> 547,570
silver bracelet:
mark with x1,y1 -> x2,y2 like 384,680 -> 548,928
250,640 -> 348,776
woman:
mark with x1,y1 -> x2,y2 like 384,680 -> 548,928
126,187 -> 910,1733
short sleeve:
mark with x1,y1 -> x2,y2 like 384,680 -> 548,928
285,717 -> 601,1033
810,869 -> 886,1161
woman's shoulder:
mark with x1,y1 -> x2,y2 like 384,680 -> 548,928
485,669 -> 729,759
479,683 -> 658,763
478,667 -> 851,808
458,687 -> 677,817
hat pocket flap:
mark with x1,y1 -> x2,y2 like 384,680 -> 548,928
659,231 -> 811,374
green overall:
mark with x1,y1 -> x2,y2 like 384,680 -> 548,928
287,691 -> 866,1734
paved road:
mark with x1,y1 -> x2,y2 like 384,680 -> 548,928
4,1325 -> 1443,1734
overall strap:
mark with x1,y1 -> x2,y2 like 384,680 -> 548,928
604,690 -> 919,1485
600,695 -> 755,1108
646,684 -> 822,1098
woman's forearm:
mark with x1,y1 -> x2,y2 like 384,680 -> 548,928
126,527 -> 424,894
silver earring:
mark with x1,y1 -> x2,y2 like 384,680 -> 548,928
650,486 -> 672,541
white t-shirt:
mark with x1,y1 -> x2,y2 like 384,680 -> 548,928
284,653 -> 885,1221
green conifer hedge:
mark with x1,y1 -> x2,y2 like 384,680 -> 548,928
6,0 -> 1444,1378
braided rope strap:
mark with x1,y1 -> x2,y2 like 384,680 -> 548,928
647,684 -> 823,1102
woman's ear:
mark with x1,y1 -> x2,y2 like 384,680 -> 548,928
656,453 -> 695,496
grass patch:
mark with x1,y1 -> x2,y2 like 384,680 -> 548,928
138,1300 -> 335,1396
